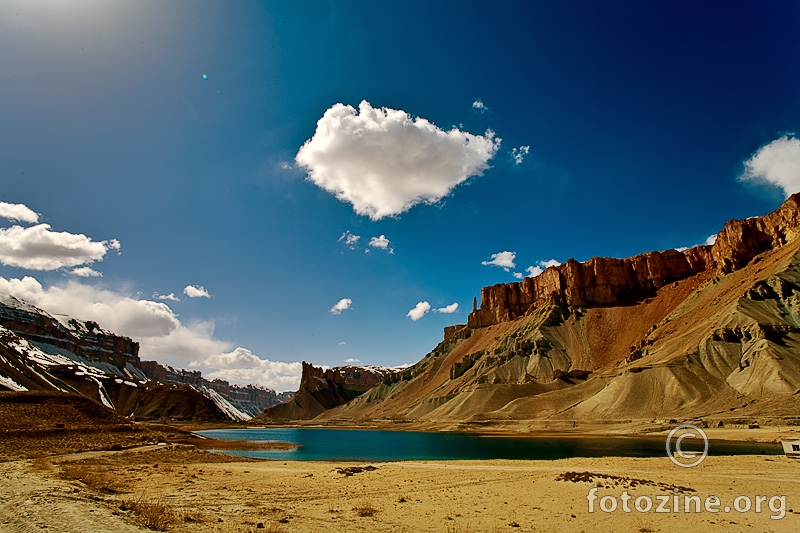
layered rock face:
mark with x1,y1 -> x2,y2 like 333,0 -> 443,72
468,193 -> 800,329
0,295 -> 139,369
137,361 -> 203,387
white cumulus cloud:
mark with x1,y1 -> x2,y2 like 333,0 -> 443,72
512,145 -> 530,165
330,297 -> 352,314
407,301 -> 431,321
296,100 -> 501,220
344,357 -> 361,363
197,347 -> 302,392
0,224 -> 120,271
368,234 -> 393,253
0,202 -> 39,224
482,251 -> 516,271
435,302 -> 459,314
740,135 -> 800,197
69,267 -> 102,278
183,285 -> 210,298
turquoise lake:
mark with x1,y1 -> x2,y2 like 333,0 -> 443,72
196,428 -> 783,462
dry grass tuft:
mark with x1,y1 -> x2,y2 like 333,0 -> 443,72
120,491 -> 181,531
31,454 -> 52,471
59,463 -> 123,493
353,499 -> 378,517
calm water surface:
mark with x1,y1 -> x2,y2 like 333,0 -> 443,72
196,428 -> 782,461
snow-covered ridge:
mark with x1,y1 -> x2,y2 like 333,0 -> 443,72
0,293 -> 56,320
196,385 -> 250,421
0,293 -> 285,420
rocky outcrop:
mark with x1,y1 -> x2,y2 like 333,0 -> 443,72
253,362 -> 386,421
138,361 -> 203,387
444,324 -> 467,340
711,193 -> 800,272
468,193 -> 800,329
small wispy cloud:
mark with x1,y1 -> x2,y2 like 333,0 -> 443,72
338,230 -> 361,250
184,285 -> 210,299
482,251 -> 516,271
154,292 -> 181,302
278,160 -> 292,170
344,357 -> 361,363
511,145 -> 530,165
472,99 -> 489,113
69,267 -> 102,278
435,302 -> 459,314
330,297 -> 353,315
407,301 -> 431,321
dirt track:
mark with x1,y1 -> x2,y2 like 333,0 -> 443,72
0,453 -> 147,532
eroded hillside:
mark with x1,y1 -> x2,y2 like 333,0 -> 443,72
316,195 -> 800,428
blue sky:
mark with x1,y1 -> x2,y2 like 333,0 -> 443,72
1,1 -> 800,391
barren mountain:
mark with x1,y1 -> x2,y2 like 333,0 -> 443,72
254,362 -> 389,421
315,194 -> 800,428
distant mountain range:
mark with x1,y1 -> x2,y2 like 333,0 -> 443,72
0,295 -> 292,421
5,195 -> 800,429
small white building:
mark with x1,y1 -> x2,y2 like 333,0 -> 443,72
782,439 -> 800,458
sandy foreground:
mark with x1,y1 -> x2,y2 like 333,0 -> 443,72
1,443 -> 799,533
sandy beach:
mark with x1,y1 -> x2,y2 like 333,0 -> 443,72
2,440 -> 799,532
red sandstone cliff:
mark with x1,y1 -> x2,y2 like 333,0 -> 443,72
467,193 -> 800,329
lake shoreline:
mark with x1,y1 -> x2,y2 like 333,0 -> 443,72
194,426 -> 788,462
178,420 -> 800,445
